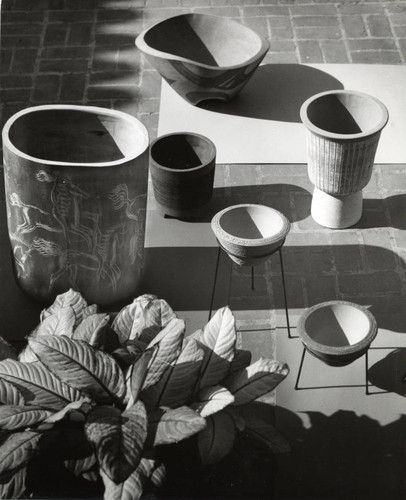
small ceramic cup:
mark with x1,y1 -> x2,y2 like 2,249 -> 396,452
149,132 -> 216,219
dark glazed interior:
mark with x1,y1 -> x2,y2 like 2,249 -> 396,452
8,109 -> 143,164
306,94 -> 384,135
144,14 -> 262,67
219,206 -> 283,240
304,304 -> 370,347
151,134 -> 214,170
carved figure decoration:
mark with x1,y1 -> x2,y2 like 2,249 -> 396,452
2,104 -> 149,305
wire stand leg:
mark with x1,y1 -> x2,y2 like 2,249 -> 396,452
209,247 -> 221,322
295,347 -> 306,390
365,349 -> 370,395
278,247 -> 292,338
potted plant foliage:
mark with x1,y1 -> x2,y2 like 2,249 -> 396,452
0,290 -> 290,499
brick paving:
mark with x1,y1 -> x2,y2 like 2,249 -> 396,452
1,2 -> 406,499
1,0 -> 406,138
1,0 -> 406,328
1,0 -> 405,320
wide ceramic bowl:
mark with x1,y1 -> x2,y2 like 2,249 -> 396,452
135,13 -> 270,105
211,204 -> 290,266
297,301 -> 378,367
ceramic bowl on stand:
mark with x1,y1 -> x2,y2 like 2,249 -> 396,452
136,13 -> 270,105
211,204 -> 290,266
297,301 -> 378,367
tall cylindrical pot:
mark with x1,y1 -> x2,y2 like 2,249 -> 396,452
2,105 -> 149,306
300,90 -> 389,228
150,132 -> 216,218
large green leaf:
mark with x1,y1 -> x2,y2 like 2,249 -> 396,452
0,405 -> 53,430
0,359 -> 82,410
112,295 -> 177,345
142,339 -> 203,409
229,349 -> 252,374
82,304 -> 99,318
238,405 -> 291,454
191,385 -> 235,417
112,339 -> 148,370
36,307 -> 76,338
149,462 -> 166,488
0,379 -> 24,406
72,313 -> 110,348
0,429 -> 56,479
44,397 -> 93,424
0,336 -> 18,362
29,336 -> 125,404
85,401 -> 147,484
223,358 -> 289,405
100,458 -> 155,500
142,318 -> 185,391
198,411 -> 236,465
196,307 -> 236,389
127,348 -> 157,407
41,289 -> 88,326
0,467 -> 26,499
64,454 -> 97,478
19,307 -> 76,363
146,406 -> 206,448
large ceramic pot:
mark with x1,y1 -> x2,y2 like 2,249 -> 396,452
300,90 -> 389,228
150,132 -> 216,218
135,13 -> 269,105
297,301 -> 378,367
211,204 -> 290,266
2,105 -> 149,306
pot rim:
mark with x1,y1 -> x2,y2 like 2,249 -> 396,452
135,13 -> 270,71
297,300 -> 378,357
2,104 -> 149,167
300,89 -> 389,141
211,203 -> 291,248
150,131 -> 216,173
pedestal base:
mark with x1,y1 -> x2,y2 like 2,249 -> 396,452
311,188 -> 363,229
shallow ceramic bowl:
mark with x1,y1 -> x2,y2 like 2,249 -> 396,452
211,204 -> 290,266
135,13 -> 270,105
297,301 -> 378,367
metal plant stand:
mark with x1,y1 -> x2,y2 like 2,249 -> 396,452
294,346 -> 372,395
210,240 -> 292,339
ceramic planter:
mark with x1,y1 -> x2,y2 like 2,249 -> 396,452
2,104 -> 149,306
300,90 -> 389,228
135,13 -> 269,105
211,204 -> 290,266
297,301 -> 378,367
150,132 -> 216,218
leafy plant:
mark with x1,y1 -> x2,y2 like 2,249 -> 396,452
0,289 -> 290,499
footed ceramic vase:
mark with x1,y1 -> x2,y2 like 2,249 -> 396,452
135,13 -> 269,105
150,132 -> 216,218
300,90 -> 389,228
297,301 -> 378,367
211,204 -> 290,266
2,104 -> 149,306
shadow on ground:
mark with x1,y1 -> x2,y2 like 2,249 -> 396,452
368,347 -> 406,395
275,406 -> 406,500
199,64 -> 344,123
